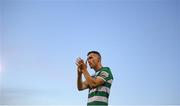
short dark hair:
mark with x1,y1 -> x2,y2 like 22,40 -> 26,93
87,51 -> 101,60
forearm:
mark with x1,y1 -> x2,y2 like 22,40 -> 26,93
82,69 -> 96,88
77,72 -> 83,91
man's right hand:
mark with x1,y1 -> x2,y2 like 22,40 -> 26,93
76,58 -> 87,72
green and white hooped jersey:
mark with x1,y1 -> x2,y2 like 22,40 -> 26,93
87,67 -> 113,106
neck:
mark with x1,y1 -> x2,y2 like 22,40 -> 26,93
94,64 -> 103,72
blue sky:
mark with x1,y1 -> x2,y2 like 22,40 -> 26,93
0,0 -> 180,105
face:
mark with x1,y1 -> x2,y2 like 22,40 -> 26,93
87,53 -> 100,69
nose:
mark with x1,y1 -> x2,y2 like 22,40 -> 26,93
88,60 -> 91,64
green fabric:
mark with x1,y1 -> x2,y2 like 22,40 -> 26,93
97,67 -> 114,81
88,91 -> 109,98
87,67 -> 113,106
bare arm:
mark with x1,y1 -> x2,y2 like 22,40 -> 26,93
77,70 -> 89,91
76,58 -> 104,89
82,69 -> 104,88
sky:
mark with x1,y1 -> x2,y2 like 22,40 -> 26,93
0,0 -> 180,105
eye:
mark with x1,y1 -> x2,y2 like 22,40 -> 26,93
88,57 -> 92,60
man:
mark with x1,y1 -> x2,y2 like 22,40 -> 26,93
76,51 -> 113,106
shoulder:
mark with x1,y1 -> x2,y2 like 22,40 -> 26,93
98,67 -> 113,80
100,67 -> 112,75
101,67 -> 111,71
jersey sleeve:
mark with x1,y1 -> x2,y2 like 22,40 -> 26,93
97,70 -> 109,82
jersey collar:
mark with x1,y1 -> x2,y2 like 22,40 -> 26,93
95,67 -> 103,76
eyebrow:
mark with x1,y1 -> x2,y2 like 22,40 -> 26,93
87,56 -> 92,60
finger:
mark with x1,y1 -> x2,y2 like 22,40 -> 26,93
76,58 -> 80,62
76,57 -> 83,64
76,57 -> 85,66
75,62 -> 81,67
76,58 -> 81,64
75,62 -> 78,65
76,59 -> 79,64
79,58 -> 84,63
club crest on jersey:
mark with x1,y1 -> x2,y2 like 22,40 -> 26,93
100,71 -> 109,79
